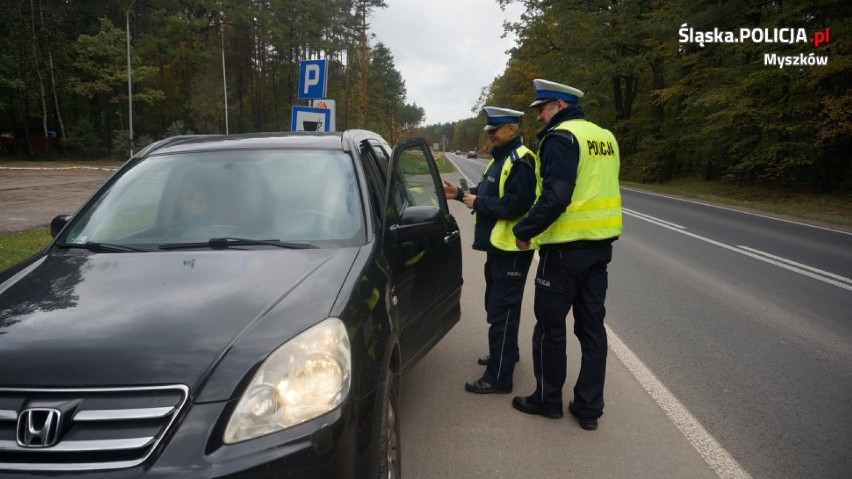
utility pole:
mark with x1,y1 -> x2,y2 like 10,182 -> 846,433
219,11 -> 229,135
126,0 -> 137,157
361,0 -> 367,128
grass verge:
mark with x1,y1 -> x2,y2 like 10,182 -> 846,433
431,152 -> 460,174
0,227 -> 52,271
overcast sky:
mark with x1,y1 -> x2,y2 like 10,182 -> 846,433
370,0 -> 526,126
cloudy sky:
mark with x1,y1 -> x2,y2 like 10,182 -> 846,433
370,0 -> 526,125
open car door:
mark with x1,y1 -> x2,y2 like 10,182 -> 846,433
385,138 -> 462,369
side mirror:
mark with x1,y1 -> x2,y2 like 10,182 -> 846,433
50,215 -> 72,238
389,206 -> 444,242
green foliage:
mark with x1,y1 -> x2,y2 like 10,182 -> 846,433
0,228 -> 51,272
0,0 -> 414,159
448,0 -> 851,193
433,154 -> 458,174
165,120 -> 193,137
62,118 -> 107,159
418,117 -> 487,154
112,130 -> 153,159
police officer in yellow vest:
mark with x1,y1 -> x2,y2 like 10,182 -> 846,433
510,80 -> 622,430
442,106 -> 539,394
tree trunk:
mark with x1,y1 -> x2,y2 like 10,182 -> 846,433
39,0 -> 65,144
612,76 -> 624,121
18,88 -> 34,158
612,74 -> 638,122
29,0 -> 50,159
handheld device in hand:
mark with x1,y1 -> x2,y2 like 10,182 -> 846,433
459,178 -> 469,194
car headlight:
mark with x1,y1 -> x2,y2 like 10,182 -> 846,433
223,317 -> 351,444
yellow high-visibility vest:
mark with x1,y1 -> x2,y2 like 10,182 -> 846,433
533,119 -> 622,246
484,144 -> 540,251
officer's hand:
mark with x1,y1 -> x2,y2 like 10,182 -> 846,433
442,180 -> 458,200
516,238 -> 531,250
462,194 -> 476,209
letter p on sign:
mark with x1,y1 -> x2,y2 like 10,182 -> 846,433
298,59 -> 327,100
303,65 -> 319,94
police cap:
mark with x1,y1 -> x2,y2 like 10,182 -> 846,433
529,79 -> 584,107
482,106 -> 524,132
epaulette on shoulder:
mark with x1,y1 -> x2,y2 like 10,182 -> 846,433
510,148 -> 532,166
547,130 -> 575,144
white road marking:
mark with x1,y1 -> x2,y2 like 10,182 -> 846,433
622,186 -> 852,236
530,253 -> 751,478
735,245 -> 852,289
535,255 -> 751,479
623,209 -> 852,292
457,154 -> 751,476
607,326 -> 752,479
443,155 -> 473,182
622,207 -> 686,229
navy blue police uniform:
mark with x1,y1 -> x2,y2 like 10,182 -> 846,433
512,86 -> 621,430
462,135 -> 537,391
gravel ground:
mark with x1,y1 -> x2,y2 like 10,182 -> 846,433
0,167 -> 116,234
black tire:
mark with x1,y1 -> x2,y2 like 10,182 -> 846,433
375,364 -> 401,478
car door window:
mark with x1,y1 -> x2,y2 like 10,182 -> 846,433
358,144 -> 386,228
368,140 -> 390,183
390,143 -> 441,213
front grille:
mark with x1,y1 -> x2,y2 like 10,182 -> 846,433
0,385 -> 188,471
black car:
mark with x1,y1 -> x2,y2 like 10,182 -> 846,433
466,151 -> 477,159
0,131 -> 463,478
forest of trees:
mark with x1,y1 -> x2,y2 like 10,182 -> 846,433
421,0 -> 850,192
0,0 -> 424,158
1,1 -> 848,192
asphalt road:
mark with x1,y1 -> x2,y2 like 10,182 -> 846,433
401,193 -> 720,478
611,188 -> 852,479
440,151 -> 852,478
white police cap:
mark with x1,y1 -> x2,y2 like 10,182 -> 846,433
482,106 -> 524,132
529,79 -> 584,107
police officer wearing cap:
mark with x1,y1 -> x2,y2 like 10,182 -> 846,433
442,106 -> 539,394
510,79 -> 622,430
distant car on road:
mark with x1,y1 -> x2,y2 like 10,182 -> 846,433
467,150 -> 477,159
0,131 -> 463,478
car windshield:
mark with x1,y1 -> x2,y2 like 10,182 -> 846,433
62,149 -> 365,248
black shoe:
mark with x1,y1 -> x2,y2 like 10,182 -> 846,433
511,395 -> 563,419
568,401 -> 599,430
478,354 -> 520,366
465,378 -> 512,394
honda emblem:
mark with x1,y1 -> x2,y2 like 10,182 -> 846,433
17,408 -> 62,448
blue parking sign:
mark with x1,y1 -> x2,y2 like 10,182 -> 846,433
298,60 -> 328,100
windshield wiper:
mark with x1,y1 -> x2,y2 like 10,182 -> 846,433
158,238 -> 315,250
58,241 -> 150,252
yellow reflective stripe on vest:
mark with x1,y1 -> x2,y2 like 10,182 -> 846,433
533,119 -> 622,246
490,145 -> 538,251
539,214 -> 623,232
566,196 -> 621,212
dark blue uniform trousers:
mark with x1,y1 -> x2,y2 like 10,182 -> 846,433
482,250 -> 535,388
531,243 -> 612,418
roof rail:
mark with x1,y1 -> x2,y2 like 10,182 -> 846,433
131,135 -> 223,159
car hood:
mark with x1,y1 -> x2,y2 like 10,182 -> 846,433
0,248 -> 358,395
